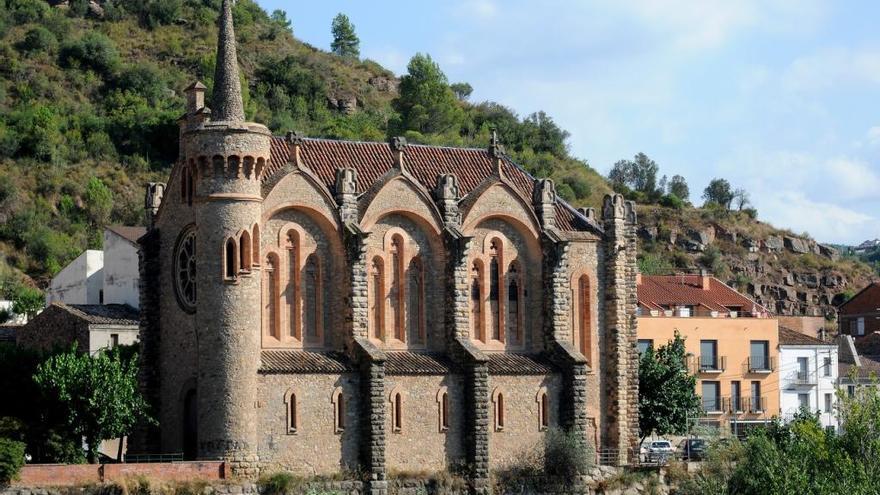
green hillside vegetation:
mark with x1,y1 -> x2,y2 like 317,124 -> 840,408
0,0 -> 610,291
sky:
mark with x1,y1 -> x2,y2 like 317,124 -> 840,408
255,0 -> 880,245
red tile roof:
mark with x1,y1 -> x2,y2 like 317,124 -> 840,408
259,350 -> 354,373
385,352 -> 451,375
637,275 -> 770,316
487,353 -> 556,375
266,137 -> 593,232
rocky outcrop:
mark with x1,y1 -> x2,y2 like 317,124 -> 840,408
369,75 -> 399,93
327,95 -> 358,114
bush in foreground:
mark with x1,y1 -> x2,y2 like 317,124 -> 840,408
0,437 -> 25,484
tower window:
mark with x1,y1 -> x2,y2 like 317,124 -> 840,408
264,253 -> 280,339
470,262 -> 484,342
285,390 -> 298,434
492,389 -> 505,431
332,387 -> 346,433
224,238 -> 237,279
390,390 -> 403,433
369,257 -> 385,340
440,391 -> 449,432
537,389 -> 549,431
239,230 -> 251,272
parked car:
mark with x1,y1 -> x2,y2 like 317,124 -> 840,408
646,440 -> 674,463
678,438 -> 707,461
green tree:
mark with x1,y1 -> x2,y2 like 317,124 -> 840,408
59,32 -> 120,75
84,177 -> 113,227
608,153 -> 662,201
33,345 -> 153,463
0,437 -> 25,484
270,9 -> 292,32
638,331 -> 702,446
393,53 -> 464,135
17,26 -> 58,56
330,13 -> 360,58
668,174 -> 690,201
11,285 -> 42,321
702,178 -> 735,209
450,82 -> 473,101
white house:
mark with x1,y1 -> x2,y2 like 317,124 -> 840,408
46,250 -> 104,305
46,226 -> 145,310
778,327 -> 838,432
102,226 -> 144,309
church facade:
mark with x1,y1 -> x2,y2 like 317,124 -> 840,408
131,0 -> 639,489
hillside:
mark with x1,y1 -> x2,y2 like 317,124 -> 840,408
0,0 -> 874,319
637,205 -> 876,318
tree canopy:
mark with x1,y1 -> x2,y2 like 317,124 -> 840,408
638,332 -> 702,445
33,345 -> 153,463
393,53 -> 464,135
702,178 -> 735,209
330,13 -> 359,58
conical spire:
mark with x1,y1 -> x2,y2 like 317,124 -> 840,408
212,0 -> 245,122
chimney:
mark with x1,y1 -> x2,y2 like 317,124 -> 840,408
700,269 -> 711,290
636,273 -> 642,285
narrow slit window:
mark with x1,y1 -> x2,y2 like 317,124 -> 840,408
441,392 -> 449,431
286,393 -> 297,433
225,239 -> 236,279
540,392 -> 549,430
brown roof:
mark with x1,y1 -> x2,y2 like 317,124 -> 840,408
385,352 -> 452,375
840,356 -> 880,380
64,304 -> 139,325
259,350 -> 354,373
266,137 -> 595,233
778,326 -> 830,346
637,275 -> 770,315
488,353 -> 556,375
838,283 -> 880,314
106,225 -> 147,245
854,332 -> 880,355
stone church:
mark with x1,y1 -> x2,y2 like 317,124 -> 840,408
130,0 -> 639,489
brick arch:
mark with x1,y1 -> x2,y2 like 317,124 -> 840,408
263,170 -> 340,226
570,270 -> 595,365
360,175 -> 444,236
460,181 -> 541,238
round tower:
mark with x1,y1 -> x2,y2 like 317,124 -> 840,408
182,0 -> 269,477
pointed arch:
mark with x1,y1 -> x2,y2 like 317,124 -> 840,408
284,388 -> 298,433
285,228 -> 302,341
331,387 -> 346,433
536,387 -> 549,431
303,252 -> 323,343
436,386 -> 450,433
239,229 -> 252,272
571,271 -> 593,364
359,174 -> 445,235
470,260 -> 485,342
407,256 -> 425,345
224,238 -> 237,279
491,387 -> 505,431
460,180 -> 542,237
389,386 -> 405,433
251,223 -> 261,267
506,259 -> 523,345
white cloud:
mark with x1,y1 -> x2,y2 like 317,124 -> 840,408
782,47 -> 880,92
757,191 -> 876,244
866,126 -> 880,145
453,0 -> 498,21
824,157 -> 880,200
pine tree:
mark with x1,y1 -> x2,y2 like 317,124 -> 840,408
331,13 -> 360,59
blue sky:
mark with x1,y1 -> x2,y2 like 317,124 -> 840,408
255,0 -> 880,245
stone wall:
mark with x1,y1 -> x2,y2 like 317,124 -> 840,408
384,375 -> 465,472
256,373 -> 361,475
15,305 -> 90,353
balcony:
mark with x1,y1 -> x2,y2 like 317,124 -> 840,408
790,370 -> 816,386
693,355 -> 726,374
745,356 -> 775,373
741,396 -> 768,414
724,396 -> 746,414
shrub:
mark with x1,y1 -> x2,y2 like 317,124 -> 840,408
259,471 -> 302,495
638,253 -> 674,276
544,427 -> 592,478
17,27 -> 58,55
8,0 -> 49,23
0,437 -> 25,484
660,193 -> 684,210
60,32 -> 120,75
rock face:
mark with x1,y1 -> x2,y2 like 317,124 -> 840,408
637,206 -> 875,318
369,75 -> 399,93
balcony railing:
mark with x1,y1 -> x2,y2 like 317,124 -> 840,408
725,396 -> 745,413
741,396 -> 768,414
791,370 -> 816,386
692,355 -> 726,374
746,356 -> 775,373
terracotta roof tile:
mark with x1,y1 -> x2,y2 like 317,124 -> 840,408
637,275 -> 770,316
266,137 -> 591,232
385,352 -> 452,375
259,350 -> 354,374
488,353 -> 556,375
779,326 -> 830,346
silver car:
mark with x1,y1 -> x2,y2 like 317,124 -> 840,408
646,440 -> 674,463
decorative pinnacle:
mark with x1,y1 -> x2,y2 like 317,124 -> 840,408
488,127 -> 505,158
211,0 -> 245,122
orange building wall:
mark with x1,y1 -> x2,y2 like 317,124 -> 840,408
638,316 -> 780,427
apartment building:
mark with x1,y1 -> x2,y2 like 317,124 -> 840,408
778,327 -> 837,432
637,274 -> 778,437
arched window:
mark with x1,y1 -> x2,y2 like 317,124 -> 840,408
239,230 -> 251,272
492,389 -> 505,431
284,389 -> 298,434
537,388 -> 549,431
470,262 -> 484,341
303,254 -> 322,341
264,254 -> 281,339
406,257 -> 424,344
224,238 -> 237,279
488,240 -> 501,341
390,390 -> 403,433
573,274 -> 592,363
389,235 -> 405,341
286,231 -> 300,340
180,164 -> 193,206
332,387 -> 345,433
369,257 -> 385,340
251,224 -> 260,267
506,261 -> 522,345
437,388 -> 450,432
